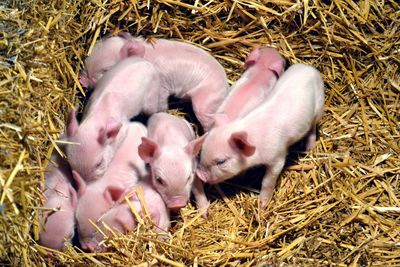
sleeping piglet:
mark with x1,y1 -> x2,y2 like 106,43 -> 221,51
138,112 -> 206,211
214,47 -> 285,125
79,35 -> 130,88
39,143 -> 77,251
73,122 -> 147,251
67,57 -> 163,182
197,63 -> 325,208
80,32 -> 229,130
81,176 -> 170,252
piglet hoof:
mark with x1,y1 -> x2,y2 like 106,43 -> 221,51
259,193 -> 273,209
305,141 -> 316,152
304,132 -> 317,151
196,201 -> 210,218
200,209 -> 209,218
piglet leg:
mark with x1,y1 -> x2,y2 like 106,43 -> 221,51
305,123 -> 317,151
260,158 -> 285,209
192,177 -> 209,217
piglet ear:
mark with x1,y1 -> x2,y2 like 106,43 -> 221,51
185,133 -> 208,156
68,184 -> 78,208
213,113 -> 230,127
98,119 -> 122,145
67,110 -> 79,137
79,70 -> 90,88
138,137 -> 160,163
195,167 -> 208,182
120,41 -> 145,59
244,48 -> 261,69
268,58 -> 285,78
229,131 -> 256,157
72,170 -> 86,197
117,31 -> 132,40
104,186 -> 126,204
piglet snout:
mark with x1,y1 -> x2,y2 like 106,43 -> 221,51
80,239 -> 101,252
167,200 -> 187,212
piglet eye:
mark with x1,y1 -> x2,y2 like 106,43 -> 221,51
101,67 -> 110,74
95,159 -> 104,168
216,159 -> 226,166
155,176 -> 164,185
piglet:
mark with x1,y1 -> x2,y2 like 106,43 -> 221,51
194,48 -> 284,212
81,176 -> 170,252
81,32 -> 229,130
197,63 -> 325,208
138,112 -> 206,211
214,48 -> 285,125
39,143 -> 77,251
79,35 -> 130,88
67,57 -> 163,182
73,122 -> 147,250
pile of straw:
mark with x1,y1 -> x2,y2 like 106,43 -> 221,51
1,0 -> 399,265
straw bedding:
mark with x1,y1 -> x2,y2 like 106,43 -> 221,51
1,0 -> 399,265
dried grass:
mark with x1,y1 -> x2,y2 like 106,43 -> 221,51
1,0 -> 399,266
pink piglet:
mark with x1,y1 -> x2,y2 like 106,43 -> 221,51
39,142 -> 77,251
214,47 -> 285,126
73,122 -> 147,250
67,57 -> 163,182
81,32 -> 229,130
138,112 -> 206,212
197,63 -> 325,208
82,177 -> 170,252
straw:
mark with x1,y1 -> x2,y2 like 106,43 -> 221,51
1,0 -> 399,265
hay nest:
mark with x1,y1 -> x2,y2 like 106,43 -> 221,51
1,0 -> 399,265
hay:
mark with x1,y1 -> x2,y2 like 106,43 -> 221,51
1,0 -> 399,265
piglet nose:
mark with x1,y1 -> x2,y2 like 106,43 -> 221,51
168,202 -> 187,212
81,241 -> 98,252
169,206 -> 184,212
81,243 -> 92,252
